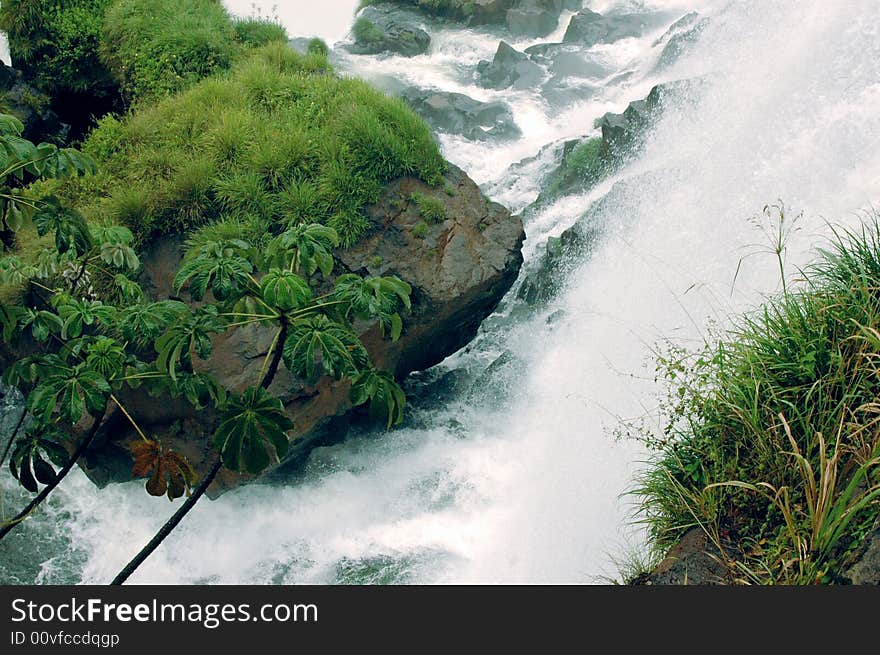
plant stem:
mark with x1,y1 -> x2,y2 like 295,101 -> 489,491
0,410 -> 106,541
0,404 -> 27,471
110,318 -> 290,584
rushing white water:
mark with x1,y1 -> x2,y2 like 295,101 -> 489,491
3,0 -> 880,584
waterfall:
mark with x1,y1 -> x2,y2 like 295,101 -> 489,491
2,0 -> 879,584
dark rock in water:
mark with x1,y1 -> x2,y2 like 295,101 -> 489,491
349,6 -> 431,57
596,77 -> 704,155
654,13 -> 709,71
506,0 -> 563,38
0,62 -> 69,145
76,164 -> 525,496
562,9 -> 648,46
401,87 -> 521,141
476,41 -> 543,90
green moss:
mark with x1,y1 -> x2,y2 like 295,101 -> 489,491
61,43 -> 446,249
410,192 -> 446,223
353,17 -> 384,45
411,220 -> 429,239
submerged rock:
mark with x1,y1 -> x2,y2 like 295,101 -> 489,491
348,6 -> 431,57
476,41 -> 543,90
401,87 -> 521,141
653,12 -> 709,71
80,164 -> 525,496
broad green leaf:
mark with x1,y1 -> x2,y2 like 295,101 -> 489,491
213,387 -> 294,474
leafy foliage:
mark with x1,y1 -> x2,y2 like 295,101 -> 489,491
213,387 -> 294,474
334,274 -> 412,341
155,306 -> 226,381
351,368 -> 406,428
174,239 -> 254,301
131,440 -> 198,500
283,315 -> 369,381
27,358 -> 111,425
9,428 -> 69,493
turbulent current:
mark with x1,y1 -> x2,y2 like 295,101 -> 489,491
1,0 -> 879,584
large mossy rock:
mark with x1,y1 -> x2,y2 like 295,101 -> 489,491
400,87 -> 521,141
80,164 -> 525,496
349,6 -> 431,57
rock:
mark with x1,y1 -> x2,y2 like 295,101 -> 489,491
844,518 -> 880,584
349,6 -> 431,57
654,13 -> 709,71
80,164 -> 525,496
400,87 -> 521,141
562,9 -> 648,46
632,528 -> 730,585
476,41 -> 543,90
0,61 -> 70,145
506,0 -> 563,38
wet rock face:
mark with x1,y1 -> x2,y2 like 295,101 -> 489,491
631,529 -> 731,585
400,87 -> 521,141
476,41 -> 544,90
562,9 -> 649,46
653,12 -> 710,71
81,164 -> 525,496
0,62 -> 69,145
349,6 -> 431,57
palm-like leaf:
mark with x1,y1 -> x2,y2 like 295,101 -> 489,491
27,362 -> 111,425
9,428 -> 70,493
282,314 -> 369,381
268,223 -> 339,276
173,239 -> 254,301
213,387 -> 294,474
33,198 -> 93,256
117,300 -> 187,349
155,306 -> 226,381
260,268 -> 312,312
54,297 -> 118,339
84,336 -> 126,381
130,440 -> 198,500
334,274 -> 412,341
350,368 -> 406,428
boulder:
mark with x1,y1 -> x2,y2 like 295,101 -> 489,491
476,41 -> 543,90
0,62 -> 69,145
80,164 -> 525,496
844,518 -> 880,584
349,6 -> 431,57
654,13 -> 709,71
631,528 -> 730,585
401,87 -> 521,141
562,9 -> 647,46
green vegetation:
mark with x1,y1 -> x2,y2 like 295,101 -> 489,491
0,119 -> 414,583
633,207 -> 880,584
412,220 -> 429,239
55,42 -> 445,249
231,17 -> 288,49
0,0 -> 115,98
353,17 -> 385,45
545,137 -> 606,199
410,192 -> 447,223
101,0 -> 239,103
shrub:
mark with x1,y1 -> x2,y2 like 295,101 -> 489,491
0,0 -> 115,97
232,17 -> 288,49
61,43 -> 445,248
101,0 -> 238,103
410,192 -> 446,223
633,211 -> 880,584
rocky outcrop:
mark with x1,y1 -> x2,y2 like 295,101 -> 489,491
0,62 -> 69,145
476,41 -> 543,90
400,87 -> 521,141
505,0 -> 568,38
843,518 -> 880,584
562,9 -> 649,46
349,6 -> 431,57
631,529 -> 731,585
653,12 -> 709,71
80,164 -> 525,496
